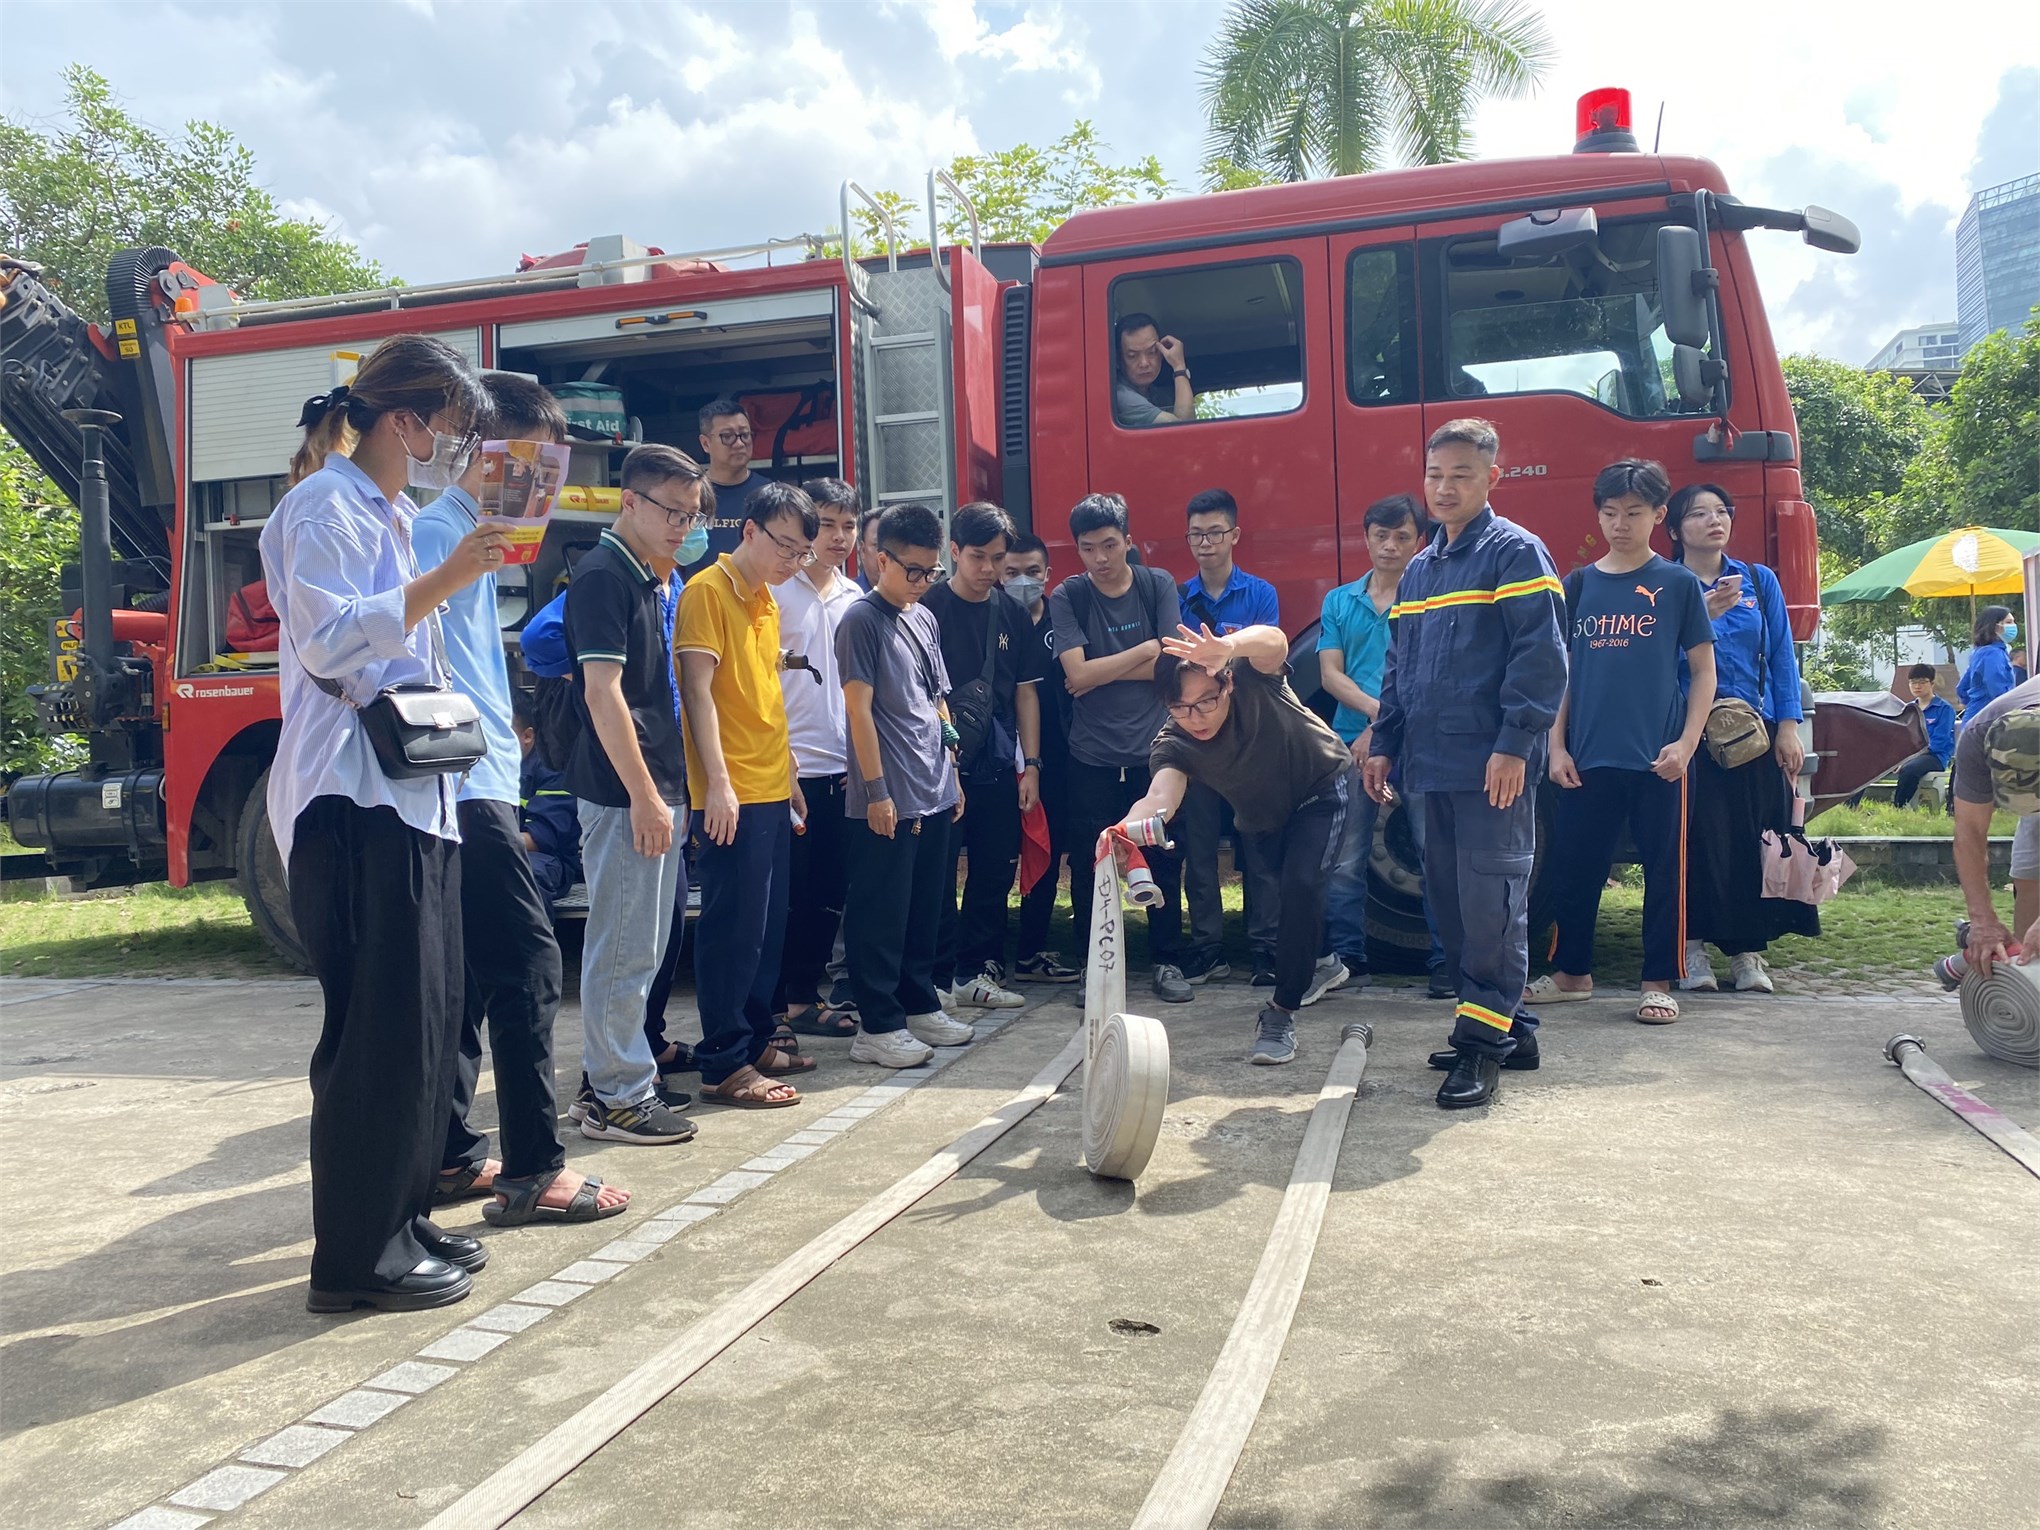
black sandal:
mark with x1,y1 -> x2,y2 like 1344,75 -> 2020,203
432,1159 -> 499,1206
483,1169 -> 627,1226
785,1004 -> 857,1038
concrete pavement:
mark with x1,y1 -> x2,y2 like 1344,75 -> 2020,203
1,974 -> 2034,1529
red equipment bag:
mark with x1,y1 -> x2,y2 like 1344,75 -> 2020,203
226,579 -> 280,652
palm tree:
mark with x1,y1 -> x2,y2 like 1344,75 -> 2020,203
1200,0 -> 1556,186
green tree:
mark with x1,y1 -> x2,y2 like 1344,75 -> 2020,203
0,67 -> 393,774
1198,0 -> 1553,186
845,121 -> 1174,250
0,65 -> 387,324
1905,317 -> 2040,535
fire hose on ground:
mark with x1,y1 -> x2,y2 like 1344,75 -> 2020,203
1082,823 -> 1172,1181
1884,1034 -> 2040,1180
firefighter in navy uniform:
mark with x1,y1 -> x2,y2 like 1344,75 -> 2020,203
1364,418 -> 1567,1108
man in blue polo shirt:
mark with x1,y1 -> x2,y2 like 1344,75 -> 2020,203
412,375 -> 631,1223
1176,488 -> 1282,985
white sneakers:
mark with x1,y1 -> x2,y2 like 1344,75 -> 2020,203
1681,942 -> 1773,993
1299,956 -> 1350,1007
1680,940 -> 1719,992
947,968 -> 1025,1009
849,1028 -> 935,1069
907,1009 -> 977,1047
1730,952 -> 1774,993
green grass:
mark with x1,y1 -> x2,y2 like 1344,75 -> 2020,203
0,881 -> 292,979
1806,798 -> 2020,838
1538,881 -> 1965,987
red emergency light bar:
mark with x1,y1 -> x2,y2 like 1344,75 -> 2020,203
1574,87 -> 1641,154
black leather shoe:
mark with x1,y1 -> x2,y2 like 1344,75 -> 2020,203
418,1225 -> 488,1273
1435,1050 -> 1501,1109
307,1258 -> 474,1314
1429,1036 -> 1539,1072
1426,972 -> 1456,1000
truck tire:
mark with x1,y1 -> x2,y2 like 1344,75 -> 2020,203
237,773 -> 309,971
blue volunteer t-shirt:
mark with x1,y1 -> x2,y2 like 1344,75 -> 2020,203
1563,555 -> 1712,772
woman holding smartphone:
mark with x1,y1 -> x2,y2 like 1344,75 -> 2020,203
263,334 -> 509,1313
1666,483 -> 1815,994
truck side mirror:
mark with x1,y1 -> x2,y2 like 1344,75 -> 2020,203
1671,344 -> 1713,409
1801,205 -> 1861,255
1497,207 -> 1599,261
1657,226 -> 1711,349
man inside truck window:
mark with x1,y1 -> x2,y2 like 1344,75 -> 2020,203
1113,312 -> 1196,427
694,397 -> 767,569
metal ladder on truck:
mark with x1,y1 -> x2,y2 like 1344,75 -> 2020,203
839,172 -> 984,538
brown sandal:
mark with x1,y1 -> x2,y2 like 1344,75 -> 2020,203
755,1044 -> 816,1077
701,1066 -> 801,1109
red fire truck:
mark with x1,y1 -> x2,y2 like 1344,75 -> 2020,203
1,89 -> 1912,964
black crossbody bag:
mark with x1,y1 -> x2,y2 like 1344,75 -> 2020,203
946,599 -> 1007,773
311,607 -> 488,780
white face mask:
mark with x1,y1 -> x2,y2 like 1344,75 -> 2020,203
400,418 -> 474,490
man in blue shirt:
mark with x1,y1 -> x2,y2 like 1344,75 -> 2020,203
1176,488 -> 1282,984
412,375 -> 631,1223
1317,493 -> 1446,992
1890,663 -> 1958,809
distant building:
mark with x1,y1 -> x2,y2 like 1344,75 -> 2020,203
1865,323 -> 1963,372
1955,172 -> 2040,353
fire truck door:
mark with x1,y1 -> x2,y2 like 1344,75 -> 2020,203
1081,238 -> 1334,601
1328,228 -> 1424,587
947,246 -> 1004,511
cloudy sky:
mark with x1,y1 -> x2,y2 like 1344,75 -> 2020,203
3,0 -> 2035,363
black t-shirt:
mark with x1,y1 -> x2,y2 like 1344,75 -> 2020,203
1027,605 -> 1071,769
1150,661 -> 1349,834
562,530 -> 688,807
921,582 -> 1043,776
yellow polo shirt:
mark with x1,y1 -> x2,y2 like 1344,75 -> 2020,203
677,554 -> 792,807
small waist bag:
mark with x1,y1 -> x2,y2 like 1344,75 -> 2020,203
1703,697 -> 1771,768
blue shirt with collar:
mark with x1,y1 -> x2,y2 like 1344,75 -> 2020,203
1316,575 -> 1393,745
411,484 -> 522,805
1179,564 -> 1280,637
1921,693 -> 1956,763
1680,555 -> 1803,723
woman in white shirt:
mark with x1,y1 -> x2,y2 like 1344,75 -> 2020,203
262,334 -> 506,1314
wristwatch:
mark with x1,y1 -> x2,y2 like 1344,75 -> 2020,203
1172,367 -> 1190,380
1023,756 -> 1042,769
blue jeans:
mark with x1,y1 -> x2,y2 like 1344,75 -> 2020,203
577,800 -> 686,1109
1324,788 -> 1446,974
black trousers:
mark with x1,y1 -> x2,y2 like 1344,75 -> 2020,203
1687,726 -> 1819,954
290,796 -> 462,1289
441,799 -> 566,1181
1017,757 -> 1071,960
692,803 -> 792,1087
643,846 -> 694,1057
1067,760 -> 1182,968
1890,749 -> 1946,810
844,810 -> 952,1033
1240,775 -> 1351,1011
938,767 -> 1022,987
1425,789 -> 1539,1061
1550,767 -> 1687,984
1178,780 -> 1281,963
778,774 -> 850,1009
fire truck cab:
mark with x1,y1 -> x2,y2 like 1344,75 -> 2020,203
4,91 -> 1918,968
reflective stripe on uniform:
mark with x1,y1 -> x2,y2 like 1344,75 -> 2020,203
1456,1000 -> 1515,1033
1391,574 -> 1565,620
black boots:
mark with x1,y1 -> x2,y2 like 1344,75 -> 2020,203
1434,1049 -> 1501,1109
1427,1033 -> 1538,1073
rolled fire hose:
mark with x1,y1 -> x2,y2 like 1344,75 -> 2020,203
1956,962 -> 2040,1068
1884,1034 -> 2040,1180
1084,829 -> 1172,1181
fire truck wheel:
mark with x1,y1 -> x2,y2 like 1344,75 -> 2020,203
237,773 -> 309,971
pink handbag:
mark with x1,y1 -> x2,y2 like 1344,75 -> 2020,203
1761,794 -> 1857,905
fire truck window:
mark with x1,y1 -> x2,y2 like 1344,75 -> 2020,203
1345,246 -> 1416,406
1108,257 -> 1305,427
1435,220 -> 1698,419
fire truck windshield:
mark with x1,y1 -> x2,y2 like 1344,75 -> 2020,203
1437,217 -> 1700,419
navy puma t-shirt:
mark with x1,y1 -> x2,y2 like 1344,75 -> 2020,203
1563,555 -> 1712,772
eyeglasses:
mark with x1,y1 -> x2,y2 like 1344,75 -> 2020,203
893,560 -> 945,586
1186,528 -> 1236,545
713,429 -> 754,447
1166,688 -> 1228,720
638,490 -> 710,529
760,524 -> 818,567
